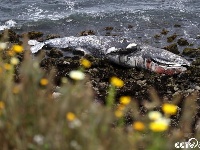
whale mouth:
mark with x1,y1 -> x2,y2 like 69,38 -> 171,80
145,58 -> 189,75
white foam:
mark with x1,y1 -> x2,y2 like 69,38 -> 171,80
0,20 -> 16,31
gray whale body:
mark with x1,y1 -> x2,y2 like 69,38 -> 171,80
28,35 -> 190,75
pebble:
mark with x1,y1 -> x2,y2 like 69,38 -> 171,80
195,86 -> 200,90
52,92 -> 61,99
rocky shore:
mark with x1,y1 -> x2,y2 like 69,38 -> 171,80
1,28 -> 200,120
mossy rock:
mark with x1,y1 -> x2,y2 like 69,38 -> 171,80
163,43 -> 179,54
47,48 -> 63,58
167,34 -> 177,43
22,31 -> 44,39
177,38 -> 189,46
182,48 -> 199,57
192,58 -> 200,66
161,29 -> 169,35
0,29 -> 20,43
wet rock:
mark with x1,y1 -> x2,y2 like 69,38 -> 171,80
104,26 -> 114,31
161,28 -> 169,35
128,25 -> 133,29
47,48 -> 63,58
105,32 -> 111,36
0,29 -> 20,43
174,24 -> 181,28
22,31 -> 44,39
182,48 -> 200,57
192,58 -> 200,66
72,50 -> 85,56
196,35 -> 200,39
45,34 -> 60,40
154,34 -> 161,39
167,34 -> 177,43
177,38 -> 189,46
163,43 -> 179,54
80,30 -> 95,36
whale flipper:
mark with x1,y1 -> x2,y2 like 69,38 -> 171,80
28,40 -> 45,53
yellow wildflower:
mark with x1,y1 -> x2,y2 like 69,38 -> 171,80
4,63 -> 12,70
12,45 -> 24,53
0,101 -> 5,109
110,76 -> 124,88
162,103 -> 178,115
120,96 -> 131,105
117,104 -> 126,111
114,110 -> 123,118
80,58 -> 91,68
13,86 -> 20,94
40,78 -> 49,86
149,118 -> 170,132
133,121 -> 145,131
148,111 -> 162,121
66,112 -> 76,121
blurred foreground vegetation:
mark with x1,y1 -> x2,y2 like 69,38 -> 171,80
0,32 -> 199,150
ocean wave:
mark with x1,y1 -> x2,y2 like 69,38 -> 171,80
0,20 -> 17,31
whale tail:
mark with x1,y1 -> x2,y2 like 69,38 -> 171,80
28,40 -> 45,53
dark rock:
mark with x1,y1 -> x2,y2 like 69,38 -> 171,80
72,50 -> 85,56
46,34 -> 60,40
22,31 -> 44,39
80,30 -> 95,36
177,38 -> 189,46
47,48 -> 63,58
182,48 -> 200,57
128,25 -> 133,29
192,58 -> 200,66
163,43 -> 179,54
105,32 -> 111,36
0,29 -> 20,43
154,34 -> 161,39
104,26 -> 114,31
161,29 -> 169,35
167,34 -> 177,43
174,24 -> 181,27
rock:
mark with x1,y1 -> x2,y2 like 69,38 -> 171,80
177,38 -> 189,46
47,48 -> 63,58
195,86 -> 200,90
161,29 -> 169,35
167,34 -> 177,43
174,24 -> 181,27
80,30 -> 95,36
22,31 -> 44,39
154,34 -> 161,39
192,58 -> 200,66
128,25 -> 133,29
163,43 -> 179,54
46,34 -> 60,40
72,50 -> 85,56
0,29 -> 20,43
182,48 -> 200,57
104,26 -> 114,31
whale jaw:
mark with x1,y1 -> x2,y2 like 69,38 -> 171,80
143,58 -> 189,75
